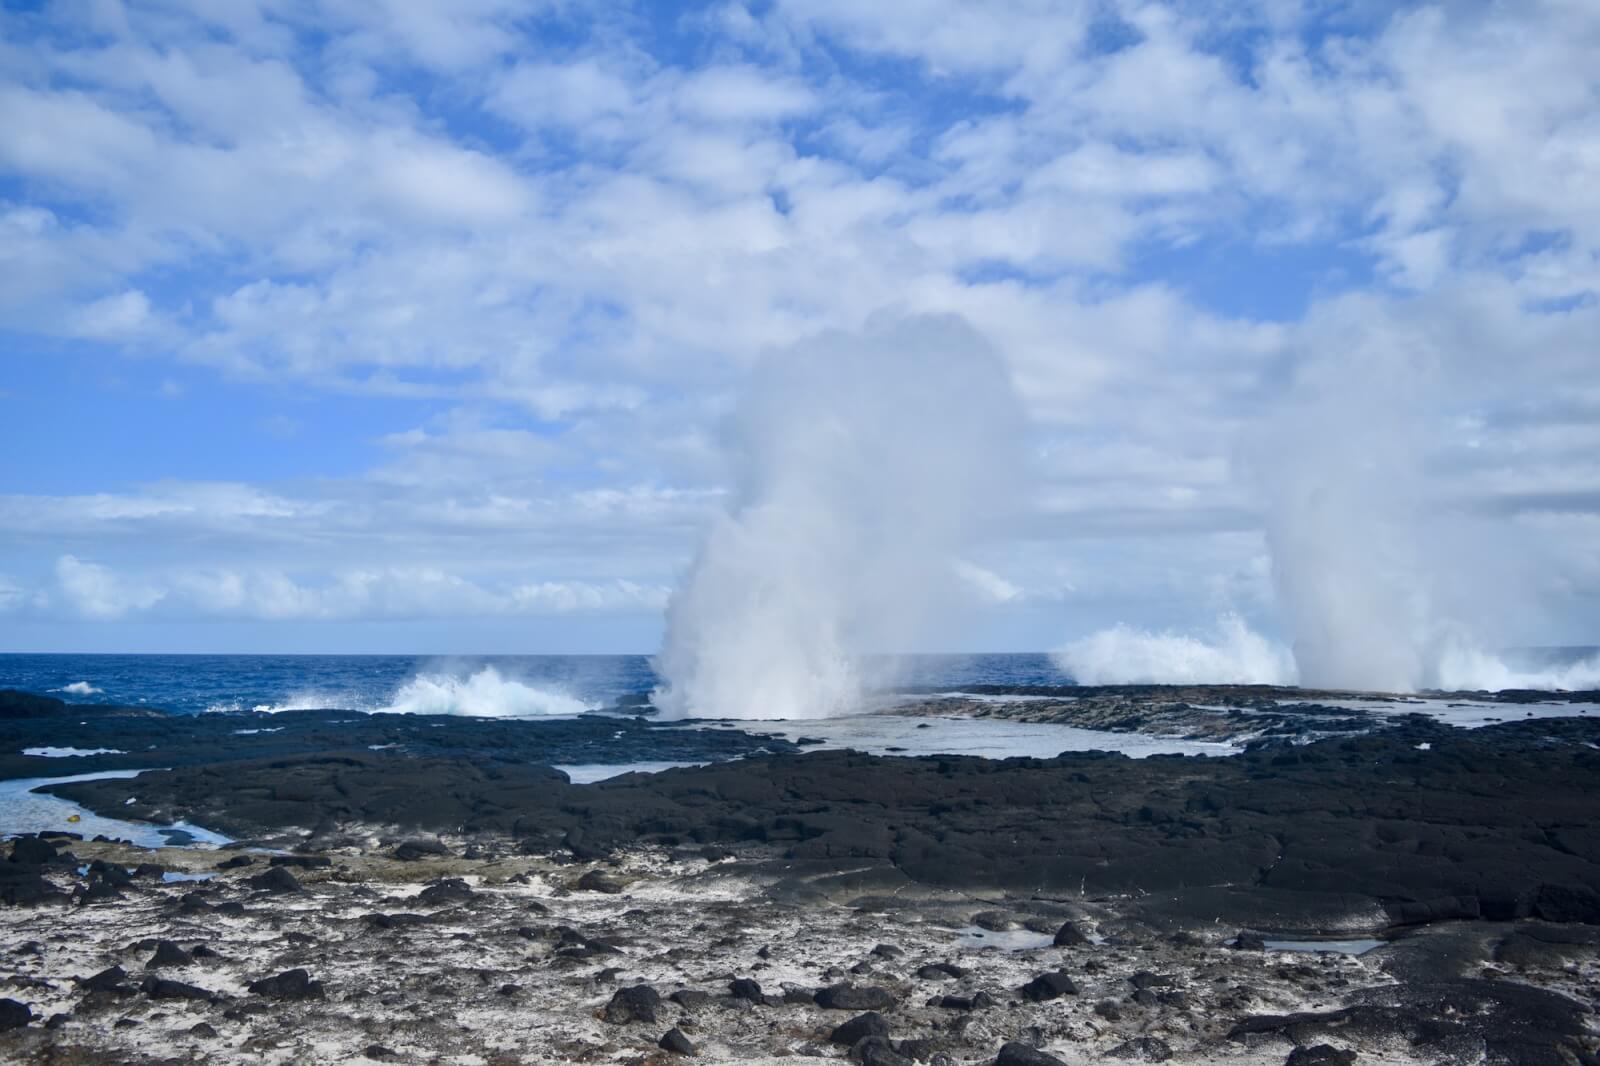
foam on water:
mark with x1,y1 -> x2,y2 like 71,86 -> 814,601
750,714 -> 1240,760
1054,614 -> 1296,686
381,666 -> 591,717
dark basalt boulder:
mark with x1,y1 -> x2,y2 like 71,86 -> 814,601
147,940 -> 193,968
269,855 -> 331,869
995,1043 -> 1067,1066
670,989 -> 712,1009
0,998 -> 32,1031
8,836 -> 58,865
79,965 -> 131,993
728,977 -> 766,1004
830,1011 -> 890,1045
0,863 -> 63,906
850,1035 -> 912,1066
416,878 -> 474,906
140,976 -> 213,1001
816,984 -> 895,1010
577,869 -> 625,894
1107,1037 -> 1173,1061
364,912 -> 428,930
391,839 -> 450,861
602,984 -> 660,1024
216,855 -> 255,870
659,1028 -> 696,1055
246,866 -> 300,893
1285,1047 -> 1356,1066
1020,970 -> 1078,1002
1052,921 -> 1089,946
247,969 -> 323,1000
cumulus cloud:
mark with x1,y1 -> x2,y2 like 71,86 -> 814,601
0,1 -> 1594,649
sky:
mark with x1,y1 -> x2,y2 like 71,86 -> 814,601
0,0 -> 1597,655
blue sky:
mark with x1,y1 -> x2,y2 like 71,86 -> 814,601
1,0 -> 1597,654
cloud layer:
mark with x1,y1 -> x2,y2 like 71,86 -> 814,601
1,1 -> 1596,652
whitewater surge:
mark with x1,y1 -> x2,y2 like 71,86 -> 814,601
1054,615 -> 1296,686
200,666 -> 591,717
382,666 -> 591,717
1056,615 -> 1600,693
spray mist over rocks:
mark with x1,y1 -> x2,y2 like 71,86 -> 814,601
653,314 -> 1026,720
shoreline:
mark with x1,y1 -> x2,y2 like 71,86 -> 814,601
4,685 -> 1600,1062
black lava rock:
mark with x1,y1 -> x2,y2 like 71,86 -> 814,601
247,969 -> 324,999
995,1043 -> 1067,1066
815,984 -> 895,1010
1052,921 -> 1089,946
392,839 -> 449,861
729,977 -> 766,1003
216,855 -> 255,870
1107,1037 -> 1173,1061
0,998 -> 32,1031
270,855 -> 331,869
246,866 -> 300,893
9,836 -> 57,865
148,940 -> 193,968
670,989 -> 712,1009
578,869 -> 625,894
140,976 -> 212,1001
659,1027 -> 696,1055
79,965 -> 129,993
603,984 -> 661,1024
830,1011 -> 890,1045
189,1022 -> 218,1038
1285,1047 -> 1357,1066
851,1035 -> 913,1066
416,878 -> 474,906
1020,970 -> 1078,1002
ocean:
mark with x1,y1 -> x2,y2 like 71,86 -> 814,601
0,652 -> 1070,718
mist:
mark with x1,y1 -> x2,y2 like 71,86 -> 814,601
652,314 -> 1025,719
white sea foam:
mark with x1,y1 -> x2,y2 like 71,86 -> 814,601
1053,615 -> 1296,686
53,681 -> 102,696
380,666 -> 590,717
1434,644 -> 1600,692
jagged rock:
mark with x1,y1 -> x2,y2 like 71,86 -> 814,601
1020,970 -> 1078,1001
851,1035 -> 913,1066
246,866 -> 300,893
247,969 -> 323,999
1285,1047 -> 1356,1066
916,962 -> 968,980
416,878 -> 474,906
1052,921 -> 1089,946
670,989 -> 713,1009
729,977 -> 766,1003
189,1022 -> 218,1038
392,839 -> 449,861
148,940 -> 193,968
215,855 -> 255,870
270,855 -> 331,869
830,1011 -> 890,1045
577,869 -> 625,894
9,836 -> 57,865
995,1043 -> 1067,1066
602,984 -> 660,1024
79,965 -> 129,993
0,998 -> 32,1031
659,1028 -> 696,1055
816,983 -> 895,1010
1107,1037 -> 1173,1061
140,976 -> 213,1001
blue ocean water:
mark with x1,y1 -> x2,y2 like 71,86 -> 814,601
0,653 -> 1069,717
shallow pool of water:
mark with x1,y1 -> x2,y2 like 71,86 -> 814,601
0,770 -> 232,848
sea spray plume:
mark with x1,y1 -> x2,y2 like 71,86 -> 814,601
653,314 -> 1026,719
1054,613 -> 1296,686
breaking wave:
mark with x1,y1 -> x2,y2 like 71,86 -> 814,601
54,681 -> 103,696
1433,645 -> 1600,692
380,666 -> 591,716
1054,615 -> 1297,686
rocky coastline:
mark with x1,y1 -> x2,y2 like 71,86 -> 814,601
2,686 -> 1599,1064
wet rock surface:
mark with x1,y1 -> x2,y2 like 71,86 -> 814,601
3,683 -> 1599,1062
